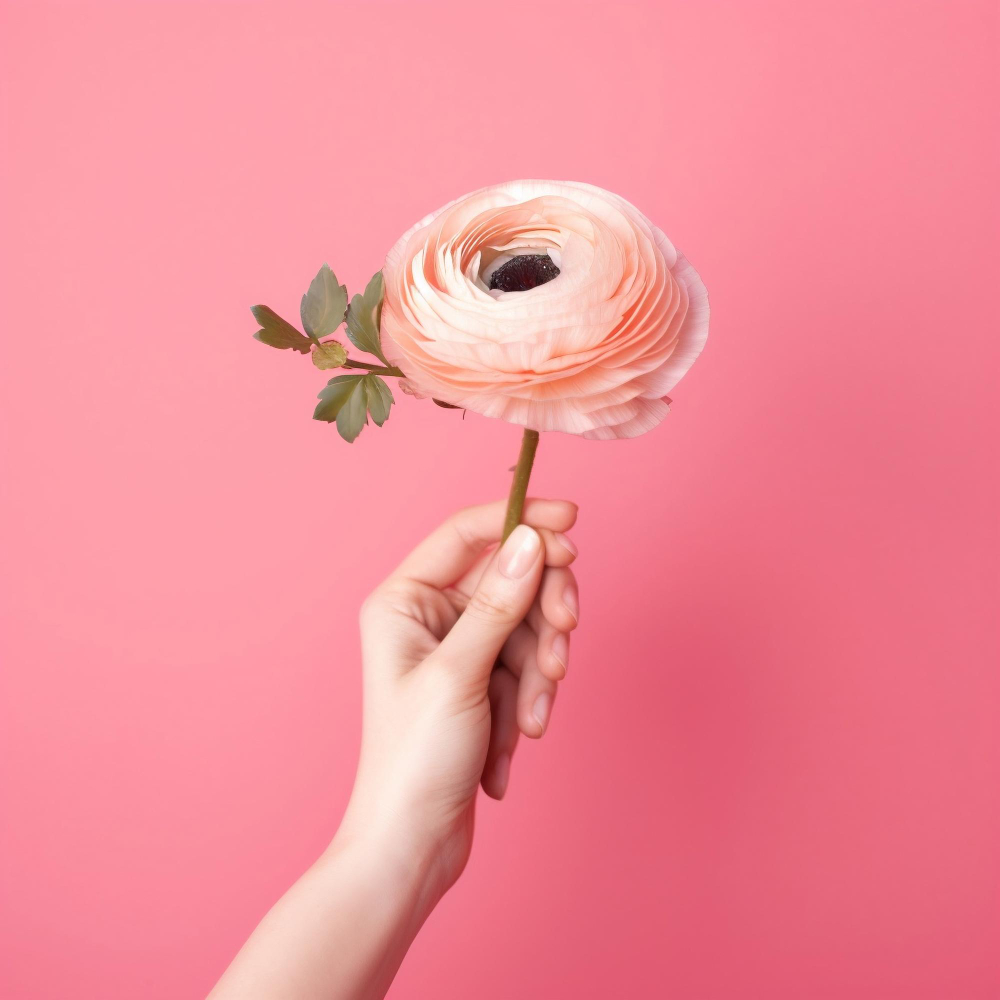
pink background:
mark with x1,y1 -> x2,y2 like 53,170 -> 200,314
1,1 -> 997,997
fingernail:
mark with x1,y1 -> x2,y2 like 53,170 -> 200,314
554,532 -> 578,557
562,586 -> 579,623
533,692 -> 552,734
551,633 -> 569,674
493,753 -> 511,798
498,524 -> 540,579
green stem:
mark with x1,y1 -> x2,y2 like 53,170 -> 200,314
342,359 -> 405,377
502,428 -> 540,542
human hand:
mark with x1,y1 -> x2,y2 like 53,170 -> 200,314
337,498 -> 580,900
209,499 -> 580,1000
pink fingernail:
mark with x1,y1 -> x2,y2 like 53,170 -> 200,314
533,692 -> 552,734
562,586 -> 579,623
551,633 -> 569,673
498,524 -> 540,579
554,532 -> 578,557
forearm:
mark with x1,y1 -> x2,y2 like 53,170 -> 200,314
209,831 -> 440,1000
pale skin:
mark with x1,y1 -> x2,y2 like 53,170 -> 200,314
210,498 -> 580,1000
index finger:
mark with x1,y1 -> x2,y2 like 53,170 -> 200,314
391,498 -> 578,589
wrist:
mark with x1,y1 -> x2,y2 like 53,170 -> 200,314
324,811 -> 447,921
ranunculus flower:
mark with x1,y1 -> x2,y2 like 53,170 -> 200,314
380,180 -> 709,440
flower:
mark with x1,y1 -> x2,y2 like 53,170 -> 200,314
380,180 -> 709,440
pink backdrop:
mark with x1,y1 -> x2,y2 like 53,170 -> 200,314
1,1 -> 997,997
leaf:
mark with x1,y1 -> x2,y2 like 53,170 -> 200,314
311,341 -> 348,370
345,270 -> 387,364
313,374 -> 365,423
300,264 -> 348,339
251,304 -> 311,353
364,375 -> 394,426
336,377 -> 368,443
312,373 -> 393,441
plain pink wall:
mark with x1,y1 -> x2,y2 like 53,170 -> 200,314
1,1 -> 997,997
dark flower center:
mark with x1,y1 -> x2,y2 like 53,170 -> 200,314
488,253 -> 560,292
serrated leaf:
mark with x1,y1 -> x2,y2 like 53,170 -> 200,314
251,304 -> 311,353
313,374 -> 365,423
364,374 -> 394,426
301,264 -> 348,338
336,377 -> 368,442
345,270 -> 387,364
311,341 -> 348,370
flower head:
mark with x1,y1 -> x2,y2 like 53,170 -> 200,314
381,180 -> 709,440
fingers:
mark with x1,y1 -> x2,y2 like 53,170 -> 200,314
500,562 -> 579,685
529,566 -> 579,681
429,525 -> 545,694
483,666 -> 519,800
392,498 -> 577,589
537,529 -> 578,569
449,528 -> 576,606
498,594 -> 574,738
501,609 -> 561,737
535,565 -> 579,634
516,648 -> 558,738
528,609 -> 571,683
498,621 -> 538,678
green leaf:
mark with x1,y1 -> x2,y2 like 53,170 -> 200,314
364,375 -> 394,426
345,270 -> 387,364
336,377 -> 368,443
313,373 -> 393,441
251,304 -> 311,353
301,264 -> 348,339
311,340 -> 348,370
313,374 -> 364,423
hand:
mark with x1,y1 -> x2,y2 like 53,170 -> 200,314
338,498 -> 580,899
210,498 -> 581,1000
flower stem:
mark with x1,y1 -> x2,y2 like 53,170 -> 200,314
502,428 -> 540,542
343,359 -> 405,377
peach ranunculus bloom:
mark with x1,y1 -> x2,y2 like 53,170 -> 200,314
380,180 -> 709,440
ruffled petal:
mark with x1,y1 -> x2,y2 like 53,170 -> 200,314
381,181 -> 708,439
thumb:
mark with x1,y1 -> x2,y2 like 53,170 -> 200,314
431,524 -> 544,690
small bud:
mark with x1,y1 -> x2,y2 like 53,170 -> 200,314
311,341 -> 348,370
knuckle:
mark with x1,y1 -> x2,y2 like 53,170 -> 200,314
359,581 -> 405,625
465,587 -> 518,625
448,507 -> 480,550
358,590 -> 387,628
360,578 -> 434,629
